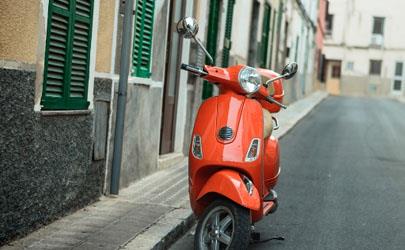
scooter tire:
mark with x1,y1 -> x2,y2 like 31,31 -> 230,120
194,198 -> 251,250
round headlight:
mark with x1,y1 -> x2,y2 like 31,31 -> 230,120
238,66 -> 261,94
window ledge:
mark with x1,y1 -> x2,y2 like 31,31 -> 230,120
128,76 -> 163,87
39,110 -> 92,116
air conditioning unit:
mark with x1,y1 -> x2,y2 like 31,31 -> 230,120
371,34 -> 384,47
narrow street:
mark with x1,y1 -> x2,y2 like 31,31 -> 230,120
171,96 -> 405,250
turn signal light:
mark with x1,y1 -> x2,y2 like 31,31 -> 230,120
192,134 -> 203,159
245,138 -> 260,162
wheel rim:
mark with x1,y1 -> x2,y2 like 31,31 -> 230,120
198,205 -> 234,250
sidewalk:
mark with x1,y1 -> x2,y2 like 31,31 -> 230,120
2,91 -> 328,250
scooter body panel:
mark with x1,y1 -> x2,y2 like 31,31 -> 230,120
264,136 -> 281,190
197,169 -> 261,212
189,92 -> 268,221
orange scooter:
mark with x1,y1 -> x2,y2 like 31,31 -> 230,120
177,17 -> 298,249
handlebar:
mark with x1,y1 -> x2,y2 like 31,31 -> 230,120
181,63 -> 287,109
181,63 -> 208,77
266,96 -> 287,109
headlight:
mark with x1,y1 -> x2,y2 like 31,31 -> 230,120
238,66 -> 261,94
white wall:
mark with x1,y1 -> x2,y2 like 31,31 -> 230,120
324,0 -> 405,96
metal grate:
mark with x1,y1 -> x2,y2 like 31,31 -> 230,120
218,126 -> 233,141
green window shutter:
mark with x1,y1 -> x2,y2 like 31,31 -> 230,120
222,0 -> 235,68
260,4 -> 271,68
41,0 -> 93,110
132,0 -> 155,78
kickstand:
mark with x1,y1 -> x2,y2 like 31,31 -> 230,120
250,231 -> 285,244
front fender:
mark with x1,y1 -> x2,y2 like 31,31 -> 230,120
197,170 -> 260,211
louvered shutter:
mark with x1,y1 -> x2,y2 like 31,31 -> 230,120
41,0 -> 93,110
221,0 -> 235,68
71,0 -> 92,99
132,0 -> 155,78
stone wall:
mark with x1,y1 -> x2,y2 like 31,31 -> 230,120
0,69 -> 111,245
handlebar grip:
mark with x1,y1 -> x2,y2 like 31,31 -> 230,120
180,63 -> 208,76
180,63 -> 189,71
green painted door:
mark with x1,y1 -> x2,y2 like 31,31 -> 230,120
202,0 -> 220,100
221,0 -> 235,68
202,0 -> 235,99
260,3 -> 271,68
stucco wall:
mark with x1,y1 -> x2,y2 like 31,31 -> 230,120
0,0 -> 40,64
95,0 -> 116,73
115,0 -> 170,189
0,68 -> 111,244
340,75 -> 391,96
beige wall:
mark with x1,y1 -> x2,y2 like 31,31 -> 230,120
95,0 -> 116,73
0,0 -> 40,64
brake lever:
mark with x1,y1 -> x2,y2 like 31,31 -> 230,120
266,96 -> 287,109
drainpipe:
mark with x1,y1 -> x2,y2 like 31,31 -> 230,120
110,0 -> 134,195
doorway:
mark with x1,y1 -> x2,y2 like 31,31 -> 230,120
160,0 -> 185,154
326,60 -> 341,95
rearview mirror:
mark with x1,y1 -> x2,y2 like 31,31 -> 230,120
176,17 -> 214,65
281,62 -> 298,79
176,17 -> 199,39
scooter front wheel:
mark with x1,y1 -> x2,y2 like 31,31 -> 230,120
194,199 -> 250,250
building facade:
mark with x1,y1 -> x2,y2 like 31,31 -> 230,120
0,0 -> 113,244
323,0 -> 405,97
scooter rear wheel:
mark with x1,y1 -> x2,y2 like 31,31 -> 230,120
194,199 -> 250,250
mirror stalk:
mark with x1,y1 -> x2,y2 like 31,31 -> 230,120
191,34 -> 214,65
264,73 -> 290,87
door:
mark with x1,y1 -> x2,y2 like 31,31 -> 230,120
392,61 -> 403,95
202,0 -> 235,99
326,60 -> 341,95
259,3 -> 271,68
202,0 -> 221,99
160,0 -> 185,154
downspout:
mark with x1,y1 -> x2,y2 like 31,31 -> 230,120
110,0 -> 134,195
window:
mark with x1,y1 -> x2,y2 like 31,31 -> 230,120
325,1 -> 333,35
369,60 -> 382,75
395,62 -> 403,76
346,61 -> 354,71
372,17 -> 385,35
393,62 -> 404,92
41,0 -> 94,110
332,65 -> 341,78
132,0 -> 155,78
393,80 -> 402,91
326,14 -> 333,34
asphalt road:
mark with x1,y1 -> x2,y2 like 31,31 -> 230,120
170,96 -> 405,250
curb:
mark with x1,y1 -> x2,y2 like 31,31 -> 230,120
121,208 -> 195,250
123,91 -> 328,250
